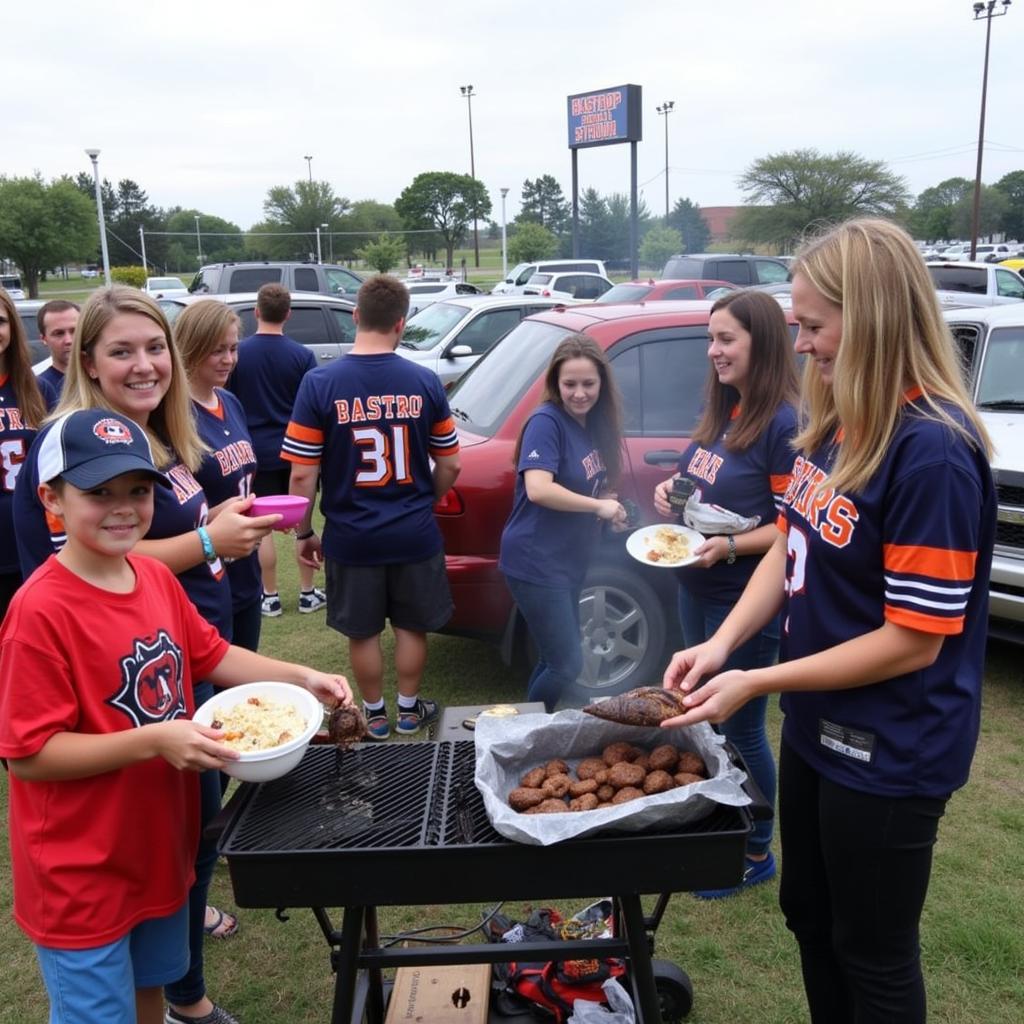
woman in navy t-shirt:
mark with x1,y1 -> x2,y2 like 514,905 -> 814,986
661,219 -> 995,1023
653,289 -> 799,896
499,334 -> 627,711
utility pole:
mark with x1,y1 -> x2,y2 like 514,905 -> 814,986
656,101 -> 675,222
460,85 -> 480,268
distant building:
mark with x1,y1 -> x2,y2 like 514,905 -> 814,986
699,206 -> 743,243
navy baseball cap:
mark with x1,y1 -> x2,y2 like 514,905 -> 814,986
37,410 -> 172,490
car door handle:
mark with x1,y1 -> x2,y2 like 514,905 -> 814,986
644,449 -> 683,466
320,353 -> 336,359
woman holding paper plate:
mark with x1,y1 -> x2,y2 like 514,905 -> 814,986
653,288 -> 799,898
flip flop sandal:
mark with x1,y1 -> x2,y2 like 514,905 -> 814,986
203,905 -> 239,940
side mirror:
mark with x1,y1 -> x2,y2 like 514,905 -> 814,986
446,344 -> 473,359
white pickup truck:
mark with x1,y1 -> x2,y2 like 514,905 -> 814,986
929,261 -> 1024,310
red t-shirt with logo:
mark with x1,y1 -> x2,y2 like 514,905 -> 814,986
0,554 -> 229,948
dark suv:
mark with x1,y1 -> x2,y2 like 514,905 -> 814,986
188,261 -> 363,297
661,254 -> 790,287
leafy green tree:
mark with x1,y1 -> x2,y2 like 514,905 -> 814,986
518,175 -> 569,235
164,209 -> 245,269
577,188 -> 615,260
639,225 -> 683,270
733,149 -> 911,249
395,172 -> 491,269
908,177 -> 972,241
668,197 -> 710,254
605,192 -> 653,262
0,175 -> 96,296
508,222 -> 558,263
111,265 -> 147,288
993,170 -> 1024,240
336,200 -> 404,261
950,184 -> 1009,241
249,181 -> 351,260
356,233 -> 406,274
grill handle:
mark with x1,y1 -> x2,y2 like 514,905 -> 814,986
722,739 -> 773,821
203,784 -> 250,844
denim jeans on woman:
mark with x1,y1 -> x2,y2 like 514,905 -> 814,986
505,575 -> 582,712
677,586 -> 778,855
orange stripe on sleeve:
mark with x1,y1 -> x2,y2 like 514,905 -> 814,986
775,512 -> 787,533
883,544 -> 977,582
885,604 -> 964,635
770,473 -> 791,495
431,416 -> 456,437
280,452 -> 319,466
285,422 -> 324,443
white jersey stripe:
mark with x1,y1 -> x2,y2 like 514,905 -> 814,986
884,589 -> 968,611
884,575 -> 973,596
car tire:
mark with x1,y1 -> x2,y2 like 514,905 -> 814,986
565,563 -> 668,704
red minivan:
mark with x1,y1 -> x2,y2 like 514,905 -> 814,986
435,300 -> 791,702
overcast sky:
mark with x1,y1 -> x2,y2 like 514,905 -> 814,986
6,0 -> 1023,229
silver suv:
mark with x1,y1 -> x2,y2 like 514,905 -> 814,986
947,305 -> 1024,641
188,261 -> 363,297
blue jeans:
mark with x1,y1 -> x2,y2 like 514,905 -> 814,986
505,575 -> 582,712
678,587 -> 778,855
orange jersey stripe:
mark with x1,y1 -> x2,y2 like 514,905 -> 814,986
280,452 -> 319,466
285,422 -> 324,443
885,604 -> 964,636
770,473 -> 791,495
883,543 -> 976,582
431,416 -> 456,437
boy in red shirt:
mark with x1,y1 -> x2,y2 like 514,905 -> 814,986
0,409 -> 351,1024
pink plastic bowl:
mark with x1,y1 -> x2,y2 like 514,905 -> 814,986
247,495 -> 310,531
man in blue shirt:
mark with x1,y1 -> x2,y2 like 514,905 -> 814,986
35,301 -> 80,409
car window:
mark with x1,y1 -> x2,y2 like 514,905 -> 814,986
229,268 -> 282,292
447,320 -> 571,436
325,267 -> 360,294
505,263 -> 530,285
995,269 -> 1024,299
755,260 -> 789,284
408,284 -> 447,294
456,283 -> 479,294
664,286 -> 699,299
575,277 -> 611,299
928,266 -> 987,294
515,265 -> 539,286
330,307 -> 356,344
400,302 -> 472,351
452,308 -> 521,356
976,326 -> 1024,406
294,268 -> 318,292
662,258 -> 700,279
159,300 -> 187,325
554,275 -> 582,296
714,261 -> 753,285
529,274 -> 554,286
598,284 -> 653,303
188,268 -> 216,293
17,309 -> 40,341
235,304 -> 329,345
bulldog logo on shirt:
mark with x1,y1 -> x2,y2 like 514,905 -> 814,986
108,630 -> 188,727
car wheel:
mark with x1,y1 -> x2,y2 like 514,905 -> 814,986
566,563 -> 668,704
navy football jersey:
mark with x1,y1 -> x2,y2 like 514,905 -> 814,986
36,366 -> 65,411
0,377 -> 40,574
778,392 -> 995,798
281,352 -> 459,565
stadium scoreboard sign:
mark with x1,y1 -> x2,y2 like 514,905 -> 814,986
566,84 -> 642,149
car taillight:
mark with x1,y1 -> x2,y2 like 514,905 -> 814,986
434,488 -> 464,515
542,289 -> 551,297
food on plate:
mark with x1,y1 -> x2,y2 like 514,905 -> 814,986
608,762 -> 646,789
569,793 -> 600,812
544,758 -> 570,778
542,774 -> 572,798
509,787 -> 548,811
611,786 -> 644,804
327,705 -> 369,749
643,526 -> 693,565
601,741 -> 638,766
520,766 -> 547,789
576,757 -> 607,780
676,751 -> 708,777
584,687 -> 690,728
211,695 -> 307,752
649,744 -> 680,772
643,769 -> 675,794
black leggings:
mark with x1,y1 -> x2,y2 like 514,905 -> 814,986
778,739 -> 947,1024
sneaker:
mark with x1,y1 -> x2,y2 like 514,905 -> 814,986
364,707 -> 391,741
298,587 -> 327,613
260,593 -> 282,618
395,698 -> 440,736
693,851 -> 776,900
165,1004 -> 239,1024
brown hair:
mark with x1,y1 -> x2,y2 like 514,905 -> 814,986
514,333 -> 625,484
174,299 -> 241,378
690,289 -> 799,451
256,283 -> 291,324
791,217 -> 990,493
54,286 -> 206,470
0,287 -> 47,428
37,300 -> 81,336
357,275 -> 410,332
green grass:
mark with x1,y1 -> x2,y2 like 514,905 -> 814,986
2,536 -> 1022,1022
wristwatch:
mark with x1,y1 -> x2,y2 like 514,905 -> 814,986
726,535 -> 737,565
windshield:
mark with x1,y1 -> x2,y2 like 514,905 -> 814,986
597,284 -> 653,304
977,326 -> 1024,407
149,278 -> 182,289
400,302 -> 471,351
447,319 -> 571,436
505,263 -> 530,285
928,266 -> 987,294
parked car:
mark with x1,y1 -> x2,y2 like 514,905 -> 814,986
16,299 -> 49,364
158,292 -> 355,367
406,280 -> 482,317
522,271 -> 613,301
945,304 -> 1024,642
491,259 -> 608,296
80,266 -> 100,279
661,253 -> 790,286
433,300 -> 796,700
927,261 -> 1024,309
143,276 -> 188,298
188,261 -> 363,297
397,296 -> 566,387
998,257 -> 1024,276
595,278 -> 735,304
974,243 -> 1015,263
1,275 -> 25,300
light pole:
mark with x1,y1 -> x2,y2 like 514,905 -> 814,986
304,155 -> 313,184
84,149 -> 112,286
970,0 -> 1011,261
460,85 -> 480,268
500,187 -> 509,281
320,223 -> 329,264
315,225 -> 323,264
656,101 -> 675,222
194,215 -> 203,267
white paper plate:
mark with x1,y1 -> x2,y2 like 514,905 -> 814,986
626,524 -> 705,568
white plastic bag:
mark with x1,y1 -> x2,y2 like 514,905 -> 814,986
682,493 -> 760,536
567,978 -> 636,1023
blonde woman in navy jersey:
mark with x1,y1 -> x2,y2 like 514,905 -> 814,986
661,218 -> 995,1024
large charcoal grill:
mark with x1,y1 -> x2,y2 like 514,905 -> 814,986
215,740 -> 755,1023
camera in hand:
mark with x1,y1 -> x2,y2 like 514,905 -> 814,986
668,477 -> 696,516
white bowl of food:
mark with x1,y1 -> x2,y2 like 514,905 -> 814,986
193,682 -> 323,782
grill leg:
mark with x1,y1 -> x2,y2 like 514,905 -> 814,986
618,895 -> 662,1024
331,905 -> 365,1024
364,906 -> 386,1024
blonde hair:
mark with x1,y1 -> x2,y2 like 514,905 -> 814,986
174,299 -> 241,378
0,287 -> 47,428
54,286 -> 206,470
791,217 -> 990,493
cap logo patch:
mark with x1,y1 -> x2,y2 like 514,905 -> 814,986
93,418 -> 133,445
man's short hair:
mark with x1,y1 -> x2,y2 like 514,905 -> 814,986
357,276 -> 410,332
256,283 -> 291,324
38,300 -> 80,336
